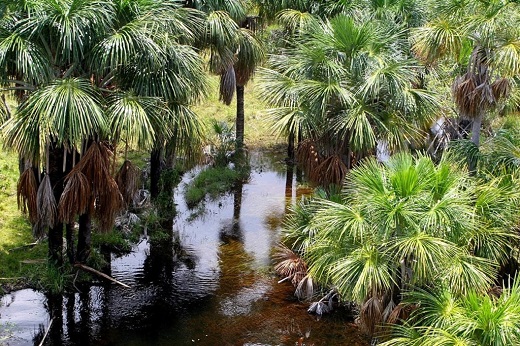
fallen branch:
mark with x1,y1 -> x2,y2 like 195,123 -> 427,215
74,263 -> 131,288
8,242 -> 39,252
38,318 -> 53,346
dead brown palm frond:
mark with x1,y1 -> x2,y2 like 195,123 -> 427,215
452,73 -> 479,118
273,243 -> 308,287
491,78 -> 510,100
95,177 -> 123,232
17,168 -> 38,224
385,302 -> 417,325
115,160 -> 140,207
219,65 -> 236,105
358,295 -> 384,337
74,142 -> 123,232
315,154 -> 348,186
58,169 -> 91,223
295,274 -> 315,300
36,174 -> 57,236
296,139 -> 322,180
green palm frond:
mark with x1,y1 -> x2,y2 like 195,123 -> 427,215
411,18 -> 465,63
257,67 -> 300,108
0,31 -> 52,84
129,41 -> 208,104
313,199 -> 371,243
439,252 -> 496,295
167,103 -> 205,166
107,91 -> 166,151
390,232 -> 459,284
405,287 -> 464,329
234,28 -> 265,86
204,10 -> 239,73
276,9 -> 319,34
146,5 -> 206,44
92,18 -> 162,73
328,243 -> 394,302
2,78 -> 106,164
19,0 -> 115,66
193,0 -> 247,23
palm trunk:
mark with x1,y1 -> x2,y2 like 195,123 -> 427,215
48,223 -> 64,266
235,84 -> 245,155
65,223 -> 75,264
165,122 -> 179,169
47,143 -> 67,266
76,213 -> 91,263
287,130 -> 295,163
150,146 -> 162,199
469,111 -> 484,173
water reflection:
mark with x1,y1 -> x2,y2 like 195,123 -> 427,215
0,151 -> 369,346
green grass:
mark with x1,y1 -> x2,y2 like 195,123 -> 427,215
192,75 -> 282,149
185,166 -> 248,207
0,144 -> 48,293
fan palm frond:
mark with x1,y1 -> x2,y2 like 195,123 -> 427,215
108,92 -> 166,151
74,142 -> 123,232
234,28 -> 265,86
219,65 -> 236,105
36,174 -> 57,235
17,167 -> 38,224
276,9 -> 319,34
58,169 -> 91,223
115,160 -> 140,207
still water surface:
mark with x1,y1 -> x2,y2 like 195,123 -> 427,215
0,151 -> 369,346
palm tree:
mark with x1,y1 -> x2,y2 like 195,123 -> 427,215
258,8 -> 436,186
0,0 -> 208,264
280,152 -> 520,335
380,279 -> 520,346
412,0 -> 520,170
193,0 -> 265,156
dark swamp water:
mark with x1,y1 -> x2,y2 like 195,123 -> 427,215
0,151 -> 369,346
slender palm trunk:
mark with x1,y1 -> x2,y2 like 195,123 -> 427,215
287,130 -> 295,163
65,223 -> 75,264
165,122 -> 179,169
76,213 -> 91,263
150,146 -> 162,199
235,84 -> 245,155
469,111 -> 484,173
47,144 -> 66,266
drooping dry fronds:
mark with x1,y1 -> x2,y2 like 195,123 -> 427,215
17,168 -> 38,224
315,154 -> 348,186
36,174 -> 57,236
115,160 -> 140,207
273,243 -> 308,287
58,169 -> 91,223
295,274 -> 315,300
491,77 -> 510,100
219,65 -> 236,105
296,139 -> 322,181
74,142 -> 123,232
95,176 -> 124,232
385,302 -> 416,325
358,295 -> 384,337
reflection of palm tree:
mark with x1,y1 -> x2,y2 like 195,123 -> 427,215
221,182 -> 244,243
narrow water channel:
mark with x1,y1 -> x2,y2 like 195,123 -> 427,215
0,150 -> 369,346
